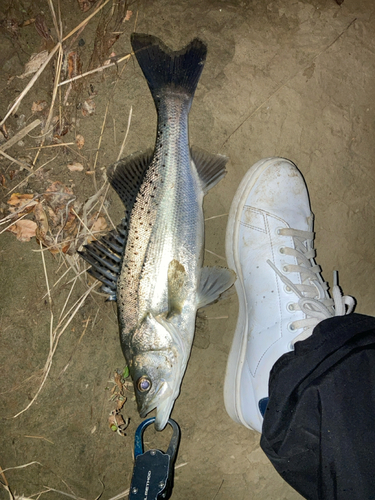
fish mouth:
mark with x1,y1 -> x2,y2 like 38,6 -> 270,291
138,382 -> 176,431
154,396 -> 176,431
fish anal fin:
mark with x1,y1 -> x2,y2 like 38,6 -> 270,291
167,259 -> 187,318
190,146 -> 228,194
107,150 -> 153,209
78,218 -> 129,302
197,266 -> 236,309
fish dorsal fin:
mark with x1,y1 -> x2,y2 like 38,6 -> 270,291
167,259 -> 188,318
196,266 -> 236,309
107,150 -> 153,209
190,147 -> 228,194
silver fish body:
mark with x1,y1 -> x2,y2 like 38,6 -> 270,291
81,34 -> 235,430
117,96 -> 204,429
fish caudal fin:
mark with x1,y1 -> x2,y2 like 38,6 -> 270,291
196,267 -> 236,309
130,33 -> 207,107
191,147 -> 228,194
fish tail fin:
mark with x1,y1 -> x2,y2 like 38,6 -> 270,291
130,33 -> 207,108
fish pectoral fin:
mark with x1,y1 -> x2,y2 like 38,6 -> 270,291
167,259 -> 187,318
190,147 -> 228,194
196,266 -> 236,309
107,150 -> 153,209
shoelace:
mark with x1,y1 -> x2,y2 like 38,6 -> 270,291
267,227 -> 355,345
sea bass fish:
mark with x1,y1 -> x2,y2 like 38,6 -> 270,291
80,33 -> 235,430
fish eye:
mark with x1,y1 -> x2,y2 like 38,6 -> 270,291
137,376 -> 152,392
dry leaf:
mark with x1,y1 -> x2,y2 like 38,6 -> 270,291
18,51 -> 49,79
67,51 -> 82,79
1,174 -> 6,188
7,193 -> 37,213
81,99 -> 95,117
116,396 -> 127,411
33,202 -> 49,240
67,162 -> 84,172
123,10 -> 132,21
31,100 -> 47,113
75,134 -> 84,149
77,0 -> 96,12
91,216 -> 107,233
33,201 -> 61,253
7,219 -> 37,242
64,210 -> 80,238
7,193 -> 33,206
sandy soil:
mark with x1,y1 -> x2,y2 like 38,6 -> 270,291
1,0 -> 375,499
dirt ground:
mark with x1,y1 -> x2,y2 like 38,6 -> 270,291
1,0 -> 375,498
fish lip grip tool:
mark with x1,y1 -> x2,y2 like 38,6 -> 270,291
129,418 -> 181,500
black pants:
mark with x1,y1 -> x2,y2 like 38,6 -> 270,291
260,313 -> 375,500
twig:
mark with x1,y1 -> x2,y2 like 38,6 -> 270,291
205,213 -> 228,221
212,479 -> 224,500
42,43 -> 63,137
0,211 -> 30,235
0,195 -> 40,225
62,0 -> 111,42
7,154 -> 58,195
71,208 -> 97,241
58,275 -> 78,323
102,203 -> 116,229
41,266 -> 72,299
1,462 -> 42,474
40,488 -> 83,500
205,248 -> 226,261
0,120 -> 41,152
26,142 -> 75,149
47,0 -> 61,41
40,240 -> 52,308
24,435 -> 54,444
57,54 -> 131,87
0,466 -> 13,500
0,150 -> 33,171
117,106 -> 133,161
93,102 -> 111,181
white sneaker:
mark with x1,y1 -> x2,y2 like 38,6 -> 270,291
224,158 -> 355,433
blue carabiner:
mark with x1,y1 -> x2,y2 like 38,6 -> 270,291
129,418 -> 181,500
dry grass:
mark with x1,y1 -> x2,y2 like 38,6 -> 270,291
0,1 -> 137,494
0,0 -> 137,421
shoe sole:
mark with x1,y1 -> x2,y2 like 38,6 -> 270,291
224,157 -> 294,430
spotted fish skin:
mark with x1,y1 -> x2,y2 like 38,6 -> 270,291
81,33 -> 235,430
